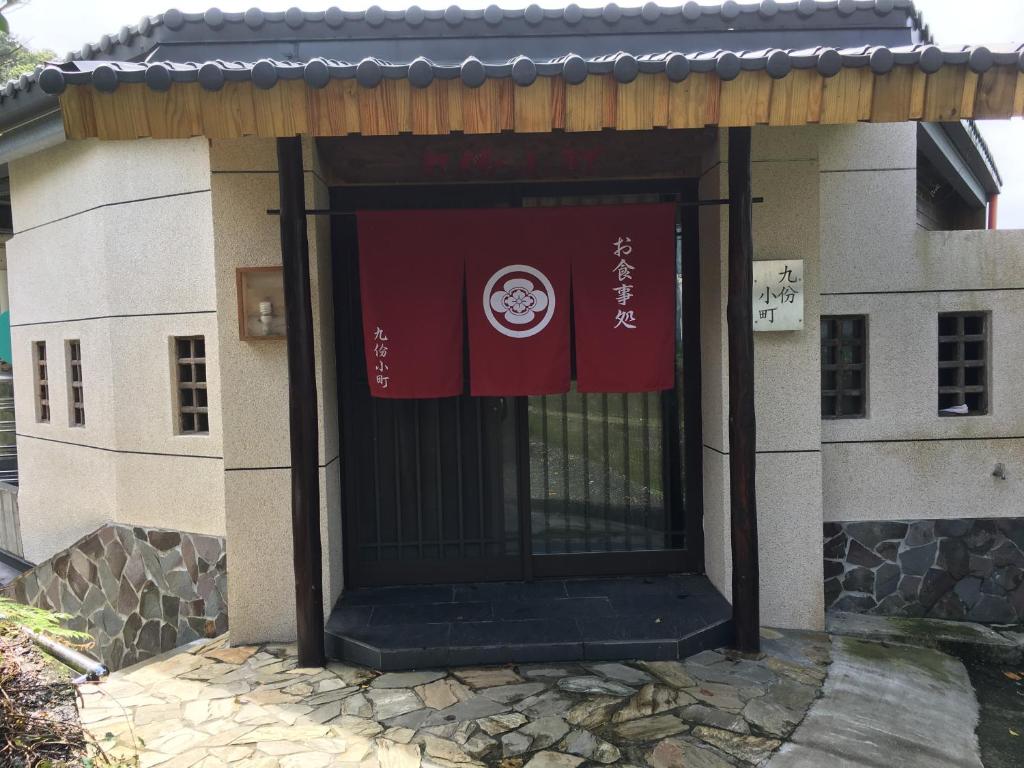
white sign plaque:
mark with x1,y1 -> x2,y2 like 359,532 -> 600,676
753,259 -> 804,332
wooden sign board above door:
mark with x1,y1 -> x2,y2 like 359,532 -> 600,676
318,129 -> 716,186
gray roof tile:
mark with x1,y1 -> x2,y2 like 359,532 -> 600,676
0,1 -> 1008,131
60,2 -> 926,66
1,2 -> 930,111
35,43 -> 1024,96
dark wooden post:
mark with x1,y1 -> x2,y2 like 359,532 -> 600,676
726,127 -> 761,655
276,136 -> 325,667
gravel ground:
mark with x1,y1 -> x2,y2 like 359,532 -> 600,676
0,630 -> 83,765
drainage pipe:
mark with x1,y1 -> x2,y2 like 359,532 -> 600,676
988,193 -> 999,230
20,625 -> 108,682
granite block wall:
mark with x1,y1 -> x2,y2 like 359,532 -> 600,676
824,518 -> 1024,624
2,523 -> 227,670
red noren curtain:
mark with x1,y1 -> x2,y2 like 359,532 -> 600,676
356,204 -> 676,398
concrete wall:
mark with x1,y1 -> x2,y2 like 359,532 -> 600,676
7,120 -> 1017,643
6,139 -> 224,564
700,128 -> 826,631
701,122 -> 1021,630
818,125 -> 1024,525
210,137 -> 342,644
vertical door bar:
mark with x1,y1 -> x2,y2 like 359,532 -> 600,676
276,136 -> 324,668
455,402 -> 464,558
414,402 -> 423,558
622,393 -> 631,551
601,392 -> 610,550
372,405 -> 382,559
435,399 -> 444,558
561,393 -> 570,553
475,399 -> 485,556
516,397 -> 534,580
581,392 -> 590,551
541,396 -> 550,552
642,391 -> 652,549
393,409 -> 403,555
679,181 -> 705,564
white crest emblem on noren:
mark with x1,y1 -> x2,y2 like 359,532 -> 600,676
483,264 -> 556,339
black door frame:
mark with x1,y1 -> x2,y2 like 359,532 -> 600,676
331,177 -> 705,587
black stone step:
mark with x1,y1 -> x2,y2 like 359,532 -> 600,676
325,575 -> 734,671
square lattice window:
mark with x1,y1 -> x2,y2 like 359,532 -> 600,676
67,340 -> 85,427
821,315 -> 867,419
175,336 -> 209,434
34,341 -> 50,423
938,312 -> 989,416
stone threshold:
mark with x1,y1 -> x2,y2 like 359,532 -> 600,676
326,575 -> 734,671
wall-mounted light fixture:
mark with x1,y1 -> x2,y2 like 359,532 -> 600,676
237,267 -> 286,341
258,299 -> 276,336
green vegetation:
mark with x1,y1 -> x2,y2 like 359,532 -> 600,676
840,637 -> 959,686
0,598 -> 133,765
0,31 -> 57,83
0,11 -> 59,83
527,389 -> 673,500
0,596 -> 92,647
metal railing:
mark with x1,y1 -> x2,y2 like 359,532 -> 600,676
0,373 -> 20,557
0,481 -> 21,558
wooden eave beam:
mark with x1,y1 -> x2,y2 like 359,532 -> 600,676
58,64 -> 1024,141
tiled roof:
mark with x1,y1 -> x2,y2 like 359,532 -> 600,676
66,1 -> 928,63
36,44 -> 1024,95
3,2 -> 930,111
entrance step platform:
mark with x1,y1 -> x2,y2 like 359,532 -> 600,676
326,574 -> 734,671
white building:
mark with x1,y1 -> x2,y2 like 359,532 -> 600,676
1,2 -> 1021,671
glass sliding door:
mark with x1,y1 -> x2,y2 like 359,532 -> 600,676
529,387 -> 679,554
334,206 -> 524,587
334,181 -> 701,586
522,192 -> 690,577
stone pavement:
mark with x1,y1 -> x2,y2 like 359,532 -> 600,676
78,628 -> 830,768
768,636 -> 983,768
827,611 -> 1023,665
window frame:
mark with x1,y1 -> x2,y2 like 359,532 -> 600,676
66,339 -> 85,428
937,311 -> 990,417
820,314 -> 869,420
33,341 -> 50,423
173,336 -> 209,435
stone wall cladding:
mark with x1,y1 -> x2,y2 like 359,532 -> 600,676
824,518 -> 1024,624
1,523 -> 227,670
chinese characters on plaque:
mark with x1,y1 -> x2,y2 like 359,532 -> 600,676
753,259 -> 804,332
372,326 -> 390,390
612,236 -> 638,331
